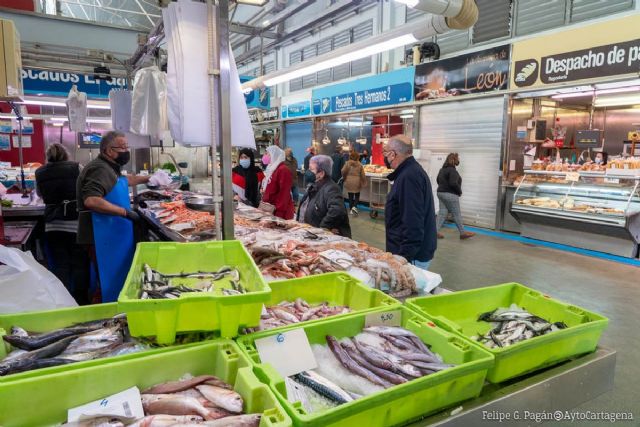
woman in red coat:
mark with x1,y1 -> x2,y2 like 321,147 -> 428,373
261,145 -> 295,220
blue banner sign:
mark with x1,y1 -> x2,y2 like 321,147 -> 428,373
311,67 -> 415,115
282,101 -> 311,119
21,68 -> 127,99
240,76 -> 271,109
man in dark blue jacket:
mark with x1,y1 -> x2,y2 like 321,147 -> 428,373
384,135 -> 437,270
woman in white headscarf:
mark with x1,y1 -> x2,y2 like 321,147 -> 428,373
261,145 -> 295,219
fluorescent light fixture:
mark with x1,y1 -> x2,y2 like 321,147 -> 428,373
51,117 -> 112,124
263,34 -> 417,87
594,94 -> 640,107
86,118 -> 113,124
0,115 -> 33,120
400,114 -> 414,119
236,0 -> 268,5
51,117 -> 67,122
52,122 -> 64,127
400,109 -> 415,114
394,0 -> 419,6
552,86 -> 640,99
262,19 -> 270,27
595,79 -> 640,90
18,99 -> 110,110
551,91 -> 594,99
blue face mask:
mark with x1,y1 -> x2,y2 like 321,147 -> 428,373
239,158 -> 251,169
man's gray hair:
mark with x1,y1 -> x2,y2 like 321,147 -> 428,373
100,130 -> 125,154
310,154 -> 333,177
388,135 -> 413,156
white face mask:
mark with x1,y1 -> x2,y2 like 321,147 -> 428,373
595,157 -> 602,164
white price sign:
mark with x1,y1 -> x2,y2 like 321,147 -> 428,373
255,329 -> 317,378
365,310 -> 402,327
566,172 -> 580,182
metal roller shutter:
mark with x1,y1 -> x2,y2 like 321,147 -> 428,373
418,96 -> 507,229
332,30 -> 351,81
472,0 -> 512,44
435,30 -> 469,56
351,20 -> 373,77
302,44 -> 317,89
571,0 -> 633,23
289,50 -> 303,92
515,0 -> 566,36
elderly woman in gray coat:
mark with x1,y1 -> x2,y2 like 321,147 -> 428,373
297,154 -> 351,237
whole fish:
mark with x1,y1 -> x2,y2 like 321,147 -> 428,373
11,326 -> 28,337
340,342 -> 407,385
60,326 -> 124,355
1,357 -> 74,375
196,384 -> 244,413
2,323 -> 106,351
2,349 -> 28,361
291,371 -> 353,404
405,361 -> 454,372
129,415 -> 204,427
59,342 -> 125,362
143,375 -> 231,394
352,338 -> 422,379
141,394 -> 214,420
0,335 -> 76,376
325,335 -> 390,387
201,414 -> 261,427
63,417 -> 125,427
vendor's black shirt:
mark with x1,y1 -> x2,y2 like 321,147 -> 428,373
76,154 -> 121,245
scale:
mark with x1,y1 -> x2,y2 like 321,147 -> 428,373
337,128 -> 348,146
321,127 -> 330,145
356,116 -> 367,145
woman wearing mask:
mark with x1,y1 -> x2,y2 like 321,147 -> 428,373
342,150 -> 366,215
35,143 -> 90,305
436,153 -> 475,240
360,149 -> 371,165
261,145 -> 295,220
232,148 -> 264,207
298,155 -> 351,237
595,151 -> 608,166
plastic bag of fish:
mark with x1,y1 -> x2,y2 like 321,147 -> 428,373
471,304 -> 568,349
0,316 -> 149,377
140,264 -> 247,299
62,374 -> 262,427
284,326 -> 455,414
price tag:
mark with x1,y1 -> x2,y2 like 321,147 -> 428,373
604,177 -> 620,184
566,172 -> 580,182
365,310 -> 402,327
255,329 -> 317,378
67,386 -> 144,422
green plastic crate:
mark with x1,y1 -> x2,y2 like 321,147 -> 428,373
0,303 -> 198,383
118,241 -> 271,343
236,306 -> 494,427
0,340 -> 292,427
253,272 -> 400,333
406,282 -> 609,383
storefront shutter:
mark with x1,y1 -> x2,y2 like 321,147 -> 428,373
570,0 -> 633,23
419,96 -> 507,229
515,0 -> 566,36
472,0 -> 512,44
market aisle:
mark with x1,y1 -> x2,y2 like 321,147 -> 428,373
350,215 -> 638,426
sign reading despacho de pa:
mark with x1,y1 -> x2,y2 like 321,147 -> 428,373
510,14 -> 640,90
515,40 -> 640,87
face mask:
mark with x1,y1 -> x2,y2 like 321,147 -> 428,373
384,156 -> 392,169
115,151 -> 130,166
262,154 -> 271,165
595,157 -> 602,164
239,158 -> 251,169
455,160 -> 460,166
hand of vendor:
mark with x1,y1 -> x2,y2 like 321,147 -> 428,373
123,208 -> 140,222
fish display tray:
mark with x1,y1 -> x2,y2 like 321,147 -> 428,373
0,303 -> 183,383
406,282 -> 609,383
257,272 -> 401,333
118,241 -> 271,344
0,340 -> 292,427
236,306 -> 494,427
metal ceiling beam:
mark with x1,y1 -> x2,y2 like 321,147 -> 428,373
230,21 -> 278,38
235,0 -> 377,64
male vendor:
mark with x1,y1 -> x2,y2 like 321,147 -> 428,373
76,130 -> 150,302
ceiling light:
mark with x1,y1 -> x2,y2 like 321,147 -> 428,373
262,19 -> 270,27
400,109 -> 415,114
263,34 -> 417,87
17,99 -> 110,110
394,0 -> 419,7
0,115 -> 33,120
594,94 -> 640,107
551,91 -> 594,100
400,114 -> 414,119
595,79 -> 640,90
236,0 -> 268,5
52,122 -> 64,127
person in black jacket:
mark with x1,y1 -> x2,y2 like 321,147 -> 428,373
297,154 -> 351,237
331,146 -> 346,186
384,135 -> 437,270
303,146 -> 316,189
35,143 -> 91,304
436,153 -> 474,240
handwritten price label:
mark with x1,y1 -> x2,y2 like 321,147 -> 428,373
255,329 -> 317,377
566,172 -> 580,182
365,310 -> 401,327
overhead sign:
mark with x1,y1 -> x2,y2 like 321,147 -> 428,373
311,67 -> 414,114
240,75 -> 271,109
282,101 -> 311,119
21,68 -> 127,99
414,45 -> 510,100
249,106 -> 279,123
511,14 -> 640,89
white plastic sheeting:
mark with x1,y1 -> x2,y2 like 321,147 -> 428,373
130,66 -> 168,138
163,0 -> 255,148
66,85 -> 87,132
109,89 -> 132,132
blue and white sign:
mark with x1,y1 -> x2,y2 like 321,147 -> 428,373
281,101 -> 311,119
21,68 -> 128,99
311,67 -> 415,115
240,76 -> 271,109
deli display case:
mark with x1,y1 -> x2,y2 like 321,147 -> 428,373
511,171 -> 640,257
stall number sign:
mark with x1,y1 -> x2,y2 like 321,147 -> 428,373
365,310 -> 401,327
313,83 -> 412,114
255,329 -> 317,377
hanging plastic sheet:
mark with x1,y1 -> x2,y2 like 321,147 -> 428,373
109,89 -> 132,132
130,66 -> 167,138
66,85 -> 87,132
163,0 -> 255,148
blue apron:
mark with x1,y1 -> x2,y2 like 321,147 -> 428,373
92,176 -> 134,303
